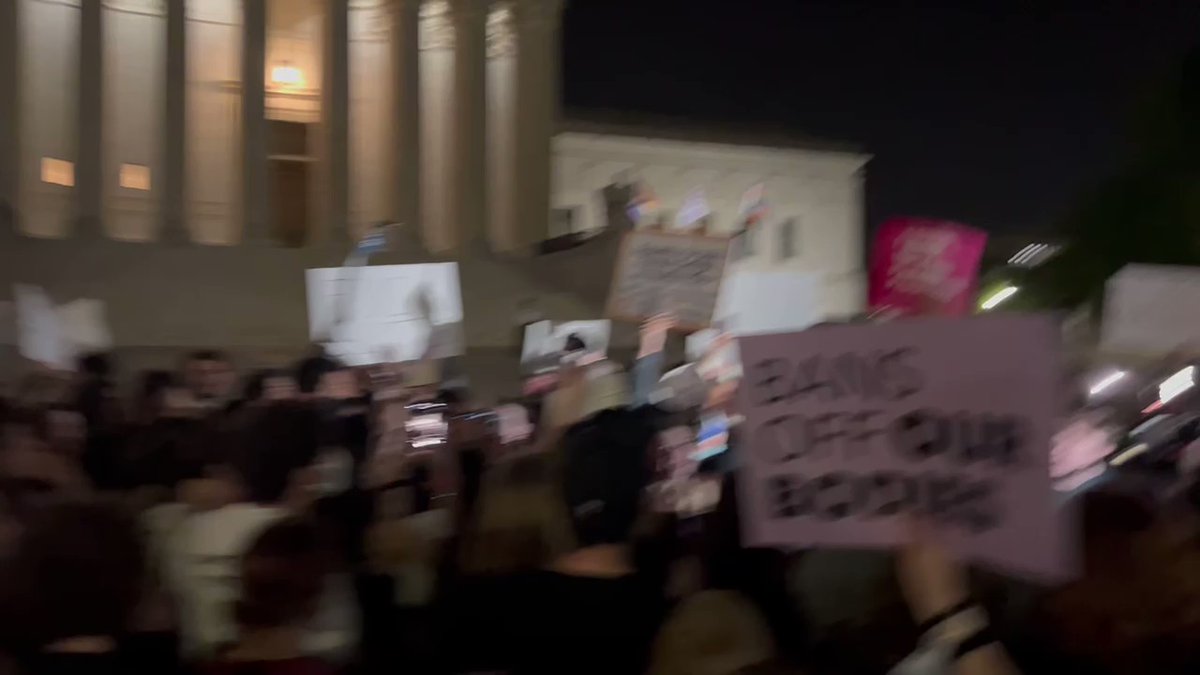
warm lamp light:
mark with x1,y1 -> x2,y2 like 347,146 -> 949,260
270,63 -> 305,88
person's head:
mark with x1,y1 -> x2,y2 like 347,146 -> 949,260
560,407 -> 657,547
183,349 -> 235,401
232,403 -> 323,505
76,352 -> 112,381
458,455 -> 575,575
649,591 -> 776,675
294,355 -> 339,396
242,369 -> 298,405
0,499 -> 144,648
135,369 -> 176,420
235,517 -> 332,632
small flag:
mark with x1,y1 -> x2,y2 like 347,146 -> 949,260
674,188 -> 711,230
738,183 -> 769,228
626,181 -> 661,223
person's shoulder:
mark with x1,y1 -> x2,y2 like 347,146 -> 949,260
178,504 -> 288,553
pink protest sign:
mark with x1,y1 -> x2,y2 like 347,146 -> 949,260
736,315 -> 1076,583
868,217 -> 988,316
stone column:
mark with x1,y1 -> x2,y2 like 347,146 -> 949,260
0,0 -> 17,238
241,0 -> 268,244
161,0 -> 187,243
418,0 -> 455,253
449,0 -> 488,252
510,0 -> 561,252
392,0 -> 421,236
323,0 -> 351,244
485,3 -> 516,251
76,0 -> 104,238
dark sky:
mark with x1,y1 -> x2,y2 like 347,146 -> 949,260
562,0 -> 1200,235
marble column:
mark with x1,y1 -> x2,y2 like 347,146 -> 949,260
323,0 -> 351,243
0,0 -> 16,238
76,0 -> 104,238
391,0 -> 421,235
241,0 -> 268,243
448,0 -> 488,252
510,0 -> 560,252
161,0 -> 187,242
485,3 -> 516,251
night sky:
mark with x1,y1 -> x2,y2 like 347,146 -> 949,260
562,0 -> 1200,235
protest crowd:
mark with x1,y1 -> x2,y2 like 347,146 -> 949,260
1,306 -> 1200,675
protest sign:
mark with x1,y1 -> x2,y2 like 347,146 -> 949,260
868,217 -> 987,317
607,230 -> 731,330
715,270 -> 820,337
737,315 -> 1073,582
306,263 -> 464,366
1101,264 -> 1200,356
13,285 -> 113,369
521,319 -> 612,372
14,284 -> 69,368
674,188 -> 712,231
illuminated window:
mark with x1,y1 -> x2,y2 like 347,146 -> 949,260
40,158 -> 75,187
119,163 -> 152,191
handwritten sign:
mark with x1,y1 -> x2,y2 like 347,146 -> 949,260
607,231 -> 731,330
868,217 -> 987,316
737,315 -> 1074,582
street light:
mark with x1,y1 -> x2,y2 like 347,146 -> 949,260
979,285 -> 1018,311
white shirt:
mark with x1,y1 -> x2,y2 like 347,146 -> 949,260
148,503 -> 359,661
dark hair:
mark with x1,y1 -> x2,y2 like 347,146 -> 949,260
560,407 -> 656,546
295,356 -> 339,395
235,517 -> 332,629
563,333 -> 587,353
187,349 -> 226,363
0,500 -> 144,646
233,403 -> 322,504
76,352 -> 112,379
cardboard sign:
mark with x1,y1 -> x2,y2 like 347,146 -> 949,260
1102,264 -> 1200,355
868,217 -> 987,316
521,320 -> 612,372
607,231 -> 731,330
737,315 -> 1073,582
306,263 -> 464,366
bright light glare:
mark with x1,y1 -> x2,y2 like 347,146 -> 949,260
980,285 -> 1018,310
1088,371 -> 1127,396
1158,366 -> 1195,405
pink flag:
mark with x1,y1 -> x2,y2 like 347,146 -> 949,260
868,217 -> 988,317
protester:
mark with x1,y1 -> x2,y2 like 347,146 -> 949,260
200,517 -> 338,675
153,403 -> 358,663
0,499 -> 168,674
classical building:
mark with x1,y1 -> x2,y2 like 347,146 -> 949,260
0,0 -> 868,392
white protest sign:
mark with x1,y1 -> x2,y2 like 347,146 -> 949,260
673,188 -> 712,231
520,319 -> 612,370
306,263 -> 464,366
58,299 -> 113,353
714,270 -> 820,337
737,315 -> 1074,582
14,284 -> 69,368
1102,264 -> 1200,355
